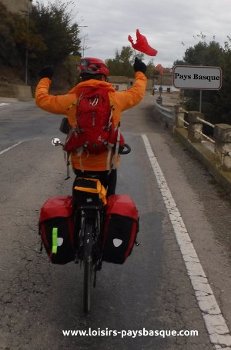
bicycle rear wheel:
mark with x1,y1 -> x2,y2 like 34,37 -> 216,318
83,222 -> 93,313
83,257 -> 92,313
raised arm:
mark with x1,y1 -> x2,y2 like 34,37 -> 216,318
113,58 -> 147,111
35,67 -> 76,115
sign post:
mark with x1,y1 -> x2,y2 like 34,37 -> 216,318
199,90 -> 202,112
173,65 -> 222,112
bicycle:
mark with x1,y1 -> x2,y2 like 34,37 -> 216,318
51,137 -> 131,313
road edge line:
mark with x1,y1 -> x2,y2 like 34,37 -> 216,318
141,133 -> 231,349
0,141 -> 24,156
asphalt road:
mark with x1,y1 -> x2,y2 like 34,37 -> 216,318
0,95 -> 231,350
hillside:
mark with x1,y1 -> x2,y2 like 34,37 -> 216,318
0,65 -> 25,84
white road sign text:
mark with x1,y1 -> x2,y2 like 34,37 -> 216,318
173,65 -> 222,90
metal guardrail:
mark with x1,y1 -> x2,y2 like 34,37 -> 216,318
154,102 -> 173,120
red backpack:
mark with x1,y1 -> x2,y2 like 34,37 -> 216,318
64,86 -> 124,154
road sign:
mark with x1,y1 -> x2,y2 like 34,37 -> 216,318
173,65 -> 222,90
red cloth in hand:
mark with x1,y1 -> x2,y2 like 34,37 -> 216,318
128,29 -> 158,56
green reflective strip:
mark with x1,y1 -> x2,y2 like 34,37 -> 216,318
52,227 -> 58,254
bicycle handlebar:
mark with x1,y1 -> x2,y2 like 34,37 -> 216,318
51,138 -> 131,155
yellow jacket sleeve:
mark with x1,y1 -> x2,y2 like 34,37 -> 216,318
35,78 -> 76,115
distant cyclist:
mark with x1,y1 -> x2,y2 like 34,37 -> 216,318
35,57 -> 147,195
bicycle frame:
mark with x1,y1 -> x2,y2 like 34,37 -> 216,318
76,206 -> 103,265
73,177 -> 105,313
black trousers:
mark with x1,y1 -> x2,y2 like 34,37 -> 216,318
72,169 -> 117,197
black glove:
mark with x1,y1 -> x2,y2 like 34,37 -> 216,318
39,66 -> 54,79
133,57 -> 147,74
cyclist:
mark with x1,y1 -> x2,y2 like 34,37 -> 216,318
35,57 -> 147,195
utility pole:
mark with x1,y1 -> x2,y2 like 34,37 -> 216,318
82,35 -> 89,57
78,26 -> 88,57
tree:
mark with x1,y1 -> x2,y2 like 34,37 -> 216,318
30,1 -> 81,72
106,46 -> 155,78
183,40 -> 223,66
106,46 -> 134,77
0,2 -> 46,83
0,3 -> 21,67
146,60 -> 155,79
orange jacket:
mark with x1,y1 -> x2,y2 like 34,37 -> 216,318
35,71 -> 147,171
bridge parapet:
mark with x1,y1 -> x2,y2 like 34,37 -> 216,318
214,124 -> 231,171
154,95 -> 231,194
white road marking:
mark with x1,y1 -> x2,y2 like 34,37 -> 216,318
142,134 -> 231,349
0,141 -> 24,156
0,103 -> 9,107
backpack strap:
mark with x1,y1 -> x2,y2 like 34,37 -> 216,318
105,105 -> 113,131
109,123 -> 122,170
64,151 -> 71,180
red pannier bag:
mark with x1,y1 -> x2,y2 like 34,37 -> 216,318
102,194 -> 139,264
39,196 -> 75,264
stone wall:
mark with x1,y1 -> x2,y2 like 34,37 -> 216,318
0,82 -> 32,101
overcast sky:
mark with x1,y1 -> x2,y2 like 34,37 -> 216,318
39,0 -> 231,67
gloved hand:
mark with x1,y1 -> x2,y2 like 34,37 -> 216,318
39,66 -> 54,79
133,57 -> 147,74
